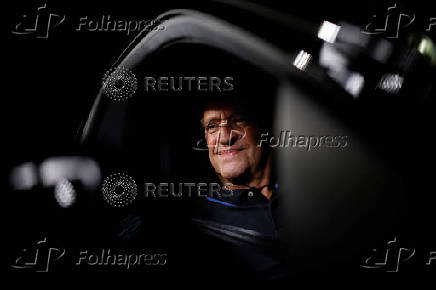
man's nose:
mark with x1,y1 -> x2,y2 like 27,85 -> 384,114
217,124 -> 242,147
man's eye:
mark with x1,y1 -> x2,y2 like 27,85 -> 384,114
234,117 -> 247,124
206,123 -> 218,130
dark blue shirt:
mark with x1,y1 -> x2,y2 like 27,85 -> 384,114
191,186 -> 289,282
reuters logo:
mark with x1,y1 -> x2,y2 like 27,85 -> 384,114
102,173 -> 138,207
102,66 -> 137,102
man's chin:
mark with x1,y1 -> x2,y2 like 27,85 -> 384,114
217,164 -> 247,180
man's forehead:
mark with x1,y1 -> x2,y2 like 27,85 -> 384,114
203,100 -> 251,116
203,107 -> 248,120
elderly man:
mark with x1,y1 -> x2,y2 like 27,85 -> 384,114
191,97 -> 288,282
201,99 -> 274,198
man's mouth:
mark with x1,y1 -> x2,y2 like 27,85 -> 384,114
217,148 -> 244,156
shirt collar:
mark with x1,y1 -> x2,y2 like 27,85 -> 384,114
210,184 -> 279,206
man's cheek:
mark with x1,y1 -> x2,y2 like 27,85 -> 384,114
210,156 -> 222,173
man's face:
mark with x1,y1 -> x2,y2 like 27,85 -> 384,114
203,103 -> 264,182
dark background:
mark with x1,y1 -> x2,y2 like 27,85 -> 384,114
6,0 -> 435,162
4,0 -> 435,279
